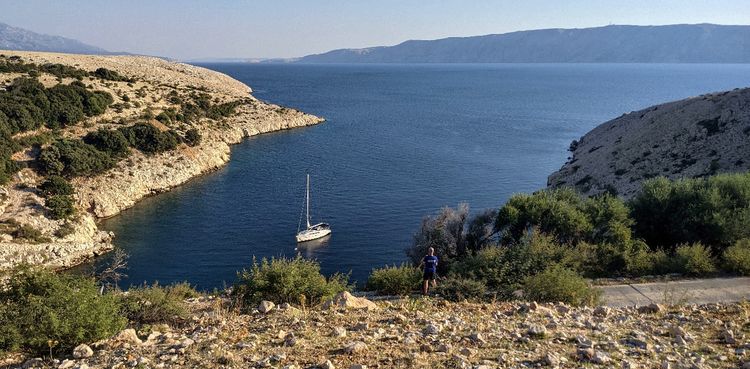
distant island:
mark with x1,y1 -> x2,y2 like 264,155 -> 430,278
295,24 -> 750,64
0,22 -> 113,55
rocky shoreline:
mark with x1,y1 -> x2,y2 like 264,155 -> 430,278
0,50 -> 323,271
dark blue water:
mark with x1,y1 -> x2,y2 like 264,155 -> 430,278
96,63 -> 750,289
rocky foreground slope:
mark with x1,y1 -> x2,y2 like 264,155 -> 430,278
0,50 -> 322,271
548,87 -> 750,198
4,293 -> 750,369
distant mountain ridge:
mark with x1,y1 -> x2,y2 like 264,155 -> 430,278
297,24 -> 750,63
0,22 -> 109,54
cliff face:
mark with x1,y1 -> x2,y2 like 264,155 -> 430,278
0,50 -> 322,271
548,88 -> 750,198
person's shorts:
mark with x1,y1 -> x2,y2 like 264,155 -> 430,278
423,270 -> 436,280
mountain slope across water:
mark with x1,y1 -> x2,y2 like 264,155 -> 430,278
297,24 -> 750,63
548,87 -> 750,198
0,22 -> 109,54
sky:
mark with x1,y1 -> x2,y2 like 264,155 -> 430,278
1,0 -> 749,60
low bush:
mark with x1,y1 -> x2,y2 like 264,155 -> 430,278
673,243 -> 716,276
366,264 -> 421,295
496,188 -> 633,247
523,265 -> 600,306
184,128 -> 201,147
11,223 -> 51,243
83,128 -> 130,158
435,277 -> 487,302
234,256 -> 349,307
39,139 -> 115,178
119,283 -> 196,326
46,194 -> 76,220
723,239 -> 750,276
630,173 -> 750,253
118,123 -> 179,154
0,267 -> 125,355
39,175 -> 74,197
449,246 -> 507,289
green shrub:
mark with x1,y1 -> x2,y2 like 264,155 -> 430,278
449,232 -> 581,295
234,256 -> 349,307
118,123 -> 179,154
83,128 -> 130,158
46,194 -> 76,220
630,173 -> 750,253
92,68 -> 133,82
722,239 -> 750,276
366,264 -> 421,295
39,175 -> 74,197
11,223 -> 51,243
523,265 -> 600,306
449,246 -> 507,289
673,243 -> 716,276
496,188 -> 633,246
119,283 -> 196,325
435,277 -> 487,302
184,128 -> 201,147
39,139 -> 115,178
0,267 -> 126,355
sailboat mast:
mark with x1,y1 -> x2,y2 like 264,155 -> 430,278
306,174 -> 311,228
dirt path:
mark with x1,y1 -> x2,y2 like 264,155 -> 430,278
601,277 -> 750,307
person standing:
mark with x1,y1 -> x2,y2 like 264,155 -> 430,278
420,247 -> 439,295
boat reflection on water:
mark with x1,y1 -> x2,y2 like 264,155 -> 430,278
294,234 -> 331,257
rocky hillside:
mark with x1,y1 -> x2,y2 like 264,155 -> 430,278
4,293 -> 750,369
548,88 -> 750,198
0,23 -> 109,55
0,50 -> 323,271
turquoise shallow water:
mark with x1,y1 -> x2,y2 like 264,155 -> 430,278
90,63 -> 750,289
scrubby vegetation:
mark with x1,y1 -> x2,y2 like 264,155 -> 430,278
39,138 -> 116,178
0,267 -> 126,355
119,282 -> 198,326
523,265 -> 601,306
723,238 -> 750,275
366,264 -> 421,295
118,123 -> 179,154
434,277 -> 487,302
630,173 -> 750,252
234,256 -> 349,308
393,172 -> 750,304
0,264 -> 201,356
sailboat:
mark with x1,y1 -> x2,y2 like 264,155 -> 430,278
296,174 -> 331,243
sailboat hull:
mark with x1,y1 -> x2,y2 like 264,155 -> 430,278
296,226 -> 331,242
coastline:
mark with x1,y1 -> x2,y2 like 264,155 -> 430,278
0,50 -> 324,271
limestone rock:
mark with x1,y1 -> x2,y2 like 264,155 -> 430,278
72,343 -> 93,359
342,341 -> 368,354
528,324 -> 547,337
258,300 -> 275,313
323,292 -> 378,311
113,328 -> 143,346
637,303 -> 662,314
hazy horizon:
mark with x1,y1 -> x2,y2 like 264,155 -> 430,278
2,0 -> 750,60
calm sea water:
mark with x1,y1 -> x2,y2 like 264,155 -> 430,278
92,63 -> 750,289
